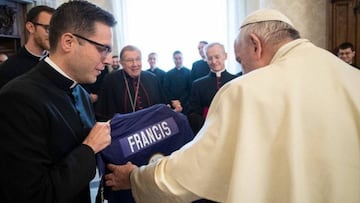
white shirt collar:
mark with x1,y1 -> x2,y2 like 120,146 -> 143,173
44,57 -> 77,88
211,68 -> 226,77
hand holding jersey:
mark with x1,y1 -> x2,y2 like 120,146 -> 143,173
105,162 -> 136,190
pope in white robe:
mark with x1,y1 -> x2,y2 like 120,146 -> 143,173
104,9 -> 360,203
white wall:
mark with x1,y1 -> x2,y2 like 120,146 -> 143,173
51,0 -> 327,68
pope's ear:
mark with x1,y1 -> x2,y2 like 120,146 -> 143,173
249,33 -> 263,59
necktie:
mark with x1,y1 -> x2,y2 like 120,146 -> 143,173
71,85 -> 94,128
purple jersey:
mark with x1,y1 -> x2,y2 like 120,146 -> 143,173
97,104 -> 194,203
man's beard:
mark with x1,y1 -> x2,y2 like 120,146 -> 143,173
35,36 -> 50,51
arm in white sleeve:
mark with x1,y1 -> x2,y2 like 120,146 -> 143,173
130,158 -> 201,203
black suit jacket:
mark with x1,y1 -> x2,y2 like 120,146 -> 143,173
191,59 -> 210,82
0,60 -> 96,203
95,70 -> 168,121
188,70 -> 237,133
146,67 -> 166,87
0,46 -> 42,89
163,67 -> 192,113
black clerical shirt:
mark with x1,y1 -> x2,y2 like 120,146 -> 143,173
0,60 -> 96,203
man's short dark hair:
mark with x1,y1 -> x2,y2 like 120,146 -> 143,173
49,1 -> 117,51
26,5 -> 55,23
338,42 -> 355,51
173,50 -> 182,57
120,45 -> 141,60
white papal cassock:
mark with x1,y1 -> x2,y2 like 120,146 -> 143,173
130,38 -> 360,203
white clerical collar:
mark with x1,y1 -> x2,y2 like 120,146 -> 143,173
44,57 -> 77,88
211,68 -> 226,77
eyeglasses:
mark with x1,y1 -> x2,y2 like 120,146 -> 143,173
31,22 -> 50,32
72,33 -> 112,57
122,58 -> 142,63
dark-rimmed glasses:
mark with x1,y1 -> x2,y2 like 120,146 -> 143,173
122,58 -> 142,64
72,33 -> 112,57
31,22 -> 50,33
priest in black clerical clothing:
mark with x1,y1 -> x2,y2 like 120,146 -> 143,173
95,45 -> 180,122
188,42 -> 238,134
163,50 -> 192,114
0,2 -> 115,202
0,6 -> 55,89
95,68 -> 168,121
146,52 -> 166,87
191,41 -> 211,82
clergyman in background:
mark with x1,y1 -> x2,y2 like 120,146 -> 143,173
337,42 -> 359,69
0,5 -> 55,89
191,41 -> 210,82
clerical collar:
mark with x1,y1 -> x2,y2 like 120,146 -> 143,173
44,57 -> 77,88
39,50 -> 49,61
211,68 -> 226,77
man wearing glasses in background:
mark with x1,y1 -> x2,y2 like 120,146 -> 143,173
0,5 -> 55,89
95,45 -> 183,122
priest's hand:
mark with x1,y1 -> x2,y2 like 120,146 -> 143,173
105,162 -> 138,190
82,121 -> 111,153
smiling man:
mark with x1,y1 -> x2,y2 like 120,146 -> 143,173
0,5 -> 55,89
95,45 -> 178,121
188,42 -> 237,134
0,1 -> 116,202
337,42 -> 359,69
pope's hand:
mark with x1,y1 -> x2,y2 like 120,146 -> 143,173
105,162 -> 138,190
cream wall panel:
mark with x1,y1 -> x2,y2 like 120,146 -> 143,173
258,0 -> 327,48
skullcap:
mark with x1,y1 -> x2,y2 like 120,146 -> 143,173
240,9 -> 294,28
